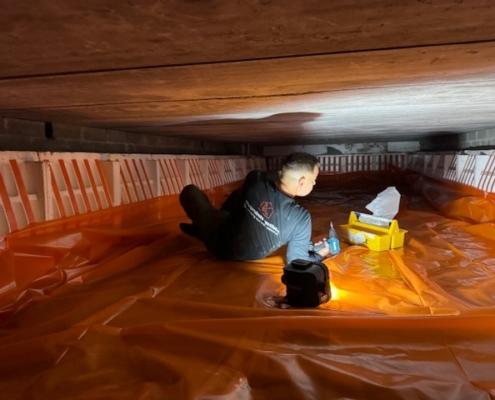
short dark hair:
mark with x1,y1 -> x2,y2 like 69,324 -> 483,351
280,152 -> 319,175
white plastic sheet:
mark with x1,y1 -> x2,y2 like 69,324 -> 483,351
365,186 -> 401,220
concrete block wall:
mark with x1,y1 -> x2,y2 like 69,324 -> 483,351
460,129 -> 495,149
408,150 -> 495,193
420,130 -> 495,151
264,141 -> 420,156
0,118 -> 248,155
267,153 -> 408,173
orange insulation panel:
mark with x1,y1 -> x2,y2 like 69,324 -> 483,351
0,173 -> 494,399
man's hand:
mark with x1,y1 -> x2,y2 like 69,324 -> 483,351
270,296 -> 291,309
314,238 -> 330,258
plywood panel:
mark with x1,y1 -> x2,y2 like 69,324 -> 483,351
2,43 -> 495,143
2,42 -> 495,110
1,0 -> 495,78
4,79 -> 495,129
2,1 -> 495,144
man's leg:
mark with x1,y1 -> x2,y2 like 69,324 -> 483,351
220,189 -> 242,213
179,222 -> 200,238
179,185 -> 227,251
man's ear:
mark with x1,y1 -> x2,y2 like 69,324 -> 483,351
297,175 -> 306,187
296,176 -> 306,193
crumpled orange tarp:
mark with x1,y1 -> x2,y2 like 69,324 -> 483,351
1,173 -> 495,399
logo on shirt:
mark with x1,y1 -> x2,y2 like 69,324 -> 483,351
258,201 -> 274,219
244,200 -> 279,235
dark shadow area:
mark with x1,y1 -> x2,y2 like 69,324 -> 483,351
128,112 -> 323,141
419,132 -> 461,151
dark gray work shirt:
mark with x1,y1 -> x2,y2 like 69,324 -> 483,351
218,170 -> 322,264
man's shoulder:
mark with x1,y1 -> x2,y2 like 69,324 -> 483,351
245,170 -> 266,185
283,199 -> 310,220
245,170 -> 280,191
292,202 -> 310,217
245,169 -> 277,181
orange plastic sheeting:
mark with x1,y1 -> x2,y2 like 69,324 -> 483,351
1,174 -> 495,399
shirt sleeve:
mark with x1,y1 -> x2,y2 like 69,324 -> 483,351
286,210 -> 323,265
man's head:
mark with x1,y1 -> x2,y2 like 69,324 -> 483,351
278,152 -> 320,197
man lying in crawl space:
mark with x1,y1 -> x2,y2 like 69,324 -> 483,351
179,152 -> 330,264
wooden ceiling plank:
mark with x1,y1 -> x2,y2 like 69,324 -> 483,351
1,42 -> 495,111
2,0 -> 495,77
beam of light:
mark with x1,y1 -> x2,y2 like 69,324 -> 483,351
330,281 -> 346,301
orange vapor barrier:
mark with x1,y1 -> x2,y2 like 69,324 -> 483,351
1,173 -> 495,399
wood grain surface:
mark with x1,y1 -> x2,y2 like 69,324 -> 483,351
1,1 -> 495,143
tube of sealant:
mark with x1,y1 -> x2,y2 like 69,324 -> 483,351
327,222 -> 340,255
313,222 -> 340,255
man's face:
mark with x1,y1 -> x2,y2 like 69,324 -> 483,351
297,165 -> 319,197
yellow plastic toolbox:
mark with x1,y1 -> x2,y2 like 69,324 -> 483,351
341,211 -> 407,251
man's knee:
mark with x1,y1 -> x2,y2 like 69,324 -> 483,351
180,184 -> 200,205
180,184 -> 216,225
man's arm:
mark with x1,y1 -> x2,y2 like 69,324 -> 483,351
286,211 -> 327,264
